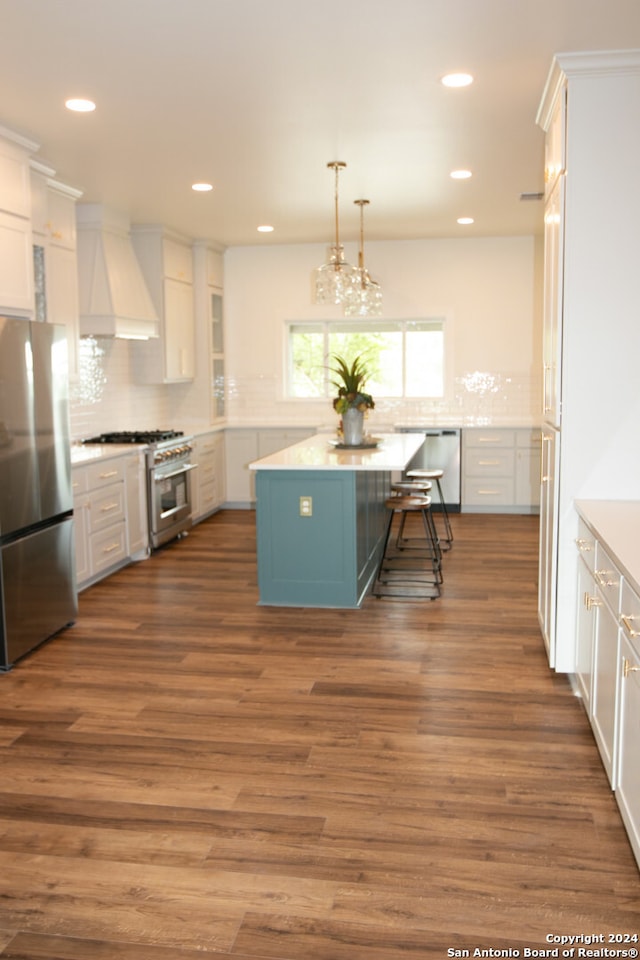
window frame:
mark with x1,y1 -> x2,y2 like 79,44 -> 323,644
284,316 -> 450,402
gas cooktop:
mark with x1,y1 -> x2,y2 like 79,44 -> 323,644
83,430 -> 184,445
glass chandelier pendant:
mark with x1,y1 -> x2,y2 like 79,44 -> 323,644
314,161 -> 358,305
343,198 -> 383,318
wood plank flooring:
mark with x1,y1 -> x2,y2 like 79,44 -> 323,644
0,510 -> 638,958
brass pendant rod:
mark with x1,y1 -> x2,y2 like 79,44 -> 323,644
328,161 -> 347,250
354,199 -> 370,282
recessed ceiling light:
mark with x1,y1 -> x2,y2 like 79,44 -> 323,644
257,225 -> 274,233
65,98 -> 96,112
457,217 -> 474,225
441,73 -> 473,88
192,182 -> 213,192
450,169 -> 472,180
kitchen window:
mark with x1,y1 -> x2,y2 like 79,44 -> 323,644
287,318 -> 446,400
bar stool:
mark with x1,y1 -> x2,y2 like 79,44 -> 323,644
373,492 -> 442,600
405,468 -> 453,548
391,479 -> 433,550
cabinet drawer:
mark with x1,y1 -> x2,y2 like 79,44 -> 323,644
594,542 -> 621,613
90,521 -> 127,574
465,450 -> 514,477
87,459 -> 126,489
198,459 -> 216,485
199,479 -> 218,515
463,478 -> 514,506
72,467 -> 89,495
464,429 -> 515,450
88,482 -> 126,533
620,580 -> 640,656
575,517 -> 596,573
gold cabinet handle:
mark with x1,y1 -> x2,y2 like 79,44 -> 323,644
100,502 -> 119,513
99,470 -> 119,479
623,658 -> 640,678
595,569 -> 617,588
575,537 -> 593,552
585,593 -> 601,611
621,615 -> 640,638
102,542 -> 120,555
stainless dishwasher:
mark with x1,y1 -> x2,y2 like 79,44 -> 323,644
397,427 -> 461,511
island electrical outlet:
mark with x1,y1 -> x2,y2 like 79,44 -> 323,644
299,496 -> 313,517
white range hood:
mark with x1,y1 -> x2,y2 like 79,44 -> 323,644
76,204 -> 159,339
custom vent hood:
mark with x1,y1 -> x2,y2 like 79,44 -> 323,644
76,204 -> 159,339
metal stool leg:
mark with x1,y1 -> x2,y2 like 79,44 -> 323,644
373,495 -> 441,600
434,477 -> 453,546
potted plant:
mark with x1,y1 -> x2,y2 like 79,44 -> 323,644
330,354 -> 375,445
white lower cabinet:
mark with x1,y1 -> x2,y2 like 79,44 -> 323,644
225,428 -> 316,505
73,453 -> 148,590
192,431 -> 225,522
616,628 -> 640,867
573,507 -> 640,868
590,579 -> 620,786
462,428 -> 540,513
125,451 -> 149,558
574,517 -> 597,707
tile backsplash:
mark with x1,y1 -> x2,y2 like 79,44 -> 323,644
69,337 -> 171,440
70,338 -> 541,442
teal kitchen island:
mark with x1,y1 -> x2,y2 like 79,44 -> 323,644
249,432 -> 424,607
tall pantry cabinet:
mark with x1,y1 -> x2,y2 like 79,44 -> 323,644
536,50 -> 640,672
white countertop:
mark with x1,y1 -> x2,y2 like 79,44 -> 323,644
71,443 -> 146,465
575,499 -> 640,592
249,432 -> 424,472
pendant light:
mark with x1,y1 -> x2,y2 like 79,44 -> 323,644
343,198 -> 382,318
314,161 -> 357,305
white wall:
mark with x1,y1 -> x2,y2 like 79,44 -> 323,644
68,233 -> 541,440
224,235 -> 541,429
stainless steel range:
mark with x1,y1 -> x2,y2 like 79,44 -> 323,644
83,430 -> 196,549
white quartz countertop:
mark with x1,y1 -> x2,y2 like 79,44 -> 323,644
575,500 -> 640,592
71,443 -> 146,465
249,432 -> 424,472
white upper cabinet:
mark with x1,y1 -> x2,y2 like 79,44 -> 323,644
0,126 -> 38,316
0,126 -> 35,219
131,226 -> 195,383
30,165 -> 83,378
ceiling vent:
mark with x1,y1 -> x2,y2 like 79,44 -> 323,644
76,204 -> 160,339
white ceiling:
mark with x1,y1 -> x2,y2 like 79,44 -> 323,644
1,0 -> 639,247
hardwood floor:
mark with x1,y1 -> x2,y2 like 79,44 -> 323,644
0,511 -> 637,959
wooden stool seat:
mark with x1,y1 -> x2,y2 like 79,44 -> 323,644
390,480 -> 432,496
406,467 -> 453,547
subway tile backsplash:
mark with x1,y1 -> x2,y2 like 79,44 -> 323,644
69,337 -> 171,440
70,338 -> 541,441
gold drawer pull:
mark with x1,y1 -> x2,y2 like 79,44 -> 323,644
575,538 -> 592,552
595,570 -> 617,588
99,470 -> 118,479
102,542 -> 120,554
100,502 -> 119,513
478,459 -> 501,466
624,658 -> 640,678
585,593 -> 601,611
621,615 -> 640,638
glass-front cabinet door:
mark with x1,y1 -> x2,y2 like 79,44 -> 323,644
210,290 -> 225,420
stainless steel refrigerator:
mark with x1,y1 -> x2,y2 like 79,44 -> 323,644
0,317 -> 77,670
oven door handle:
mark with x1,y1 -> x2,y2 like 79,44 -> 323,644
151,462 -> 198,481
